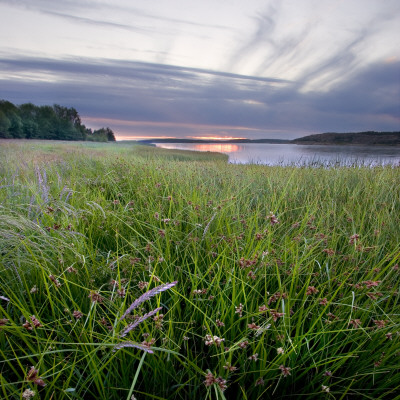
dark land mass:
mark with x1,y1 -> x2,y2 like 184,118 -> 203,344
292,131 -> 400,146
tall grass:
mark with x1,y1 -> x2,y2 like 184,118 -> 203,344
0,140 -> 399,399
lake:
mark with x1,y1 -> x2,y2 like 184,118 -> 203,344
154,143 -> 400,166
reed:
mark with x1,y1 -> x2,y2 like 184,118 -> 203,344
0,140 -> 399,399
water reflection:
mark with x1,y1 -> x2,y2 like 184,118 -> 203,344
193,143 -> 240,152
154,143 -> 400,166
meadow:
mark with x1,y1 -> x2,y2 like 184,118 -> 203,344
0,140 -> 399,399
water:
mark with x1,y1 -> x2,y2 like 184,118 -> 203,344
154,143 -> 400,166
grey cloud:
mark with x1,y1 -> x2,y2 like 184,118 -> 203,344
225,3 -> 279,72
0,0 -> 232,36
0,55 -> 398,138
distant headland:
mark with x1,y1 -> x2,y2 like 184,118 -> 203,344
292,131 -> 400,146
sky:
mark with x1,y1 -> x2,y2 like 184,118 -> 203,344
0,0 -> 399,140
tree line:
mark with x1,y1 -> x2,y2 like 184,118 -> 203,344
0,100 -> 116,142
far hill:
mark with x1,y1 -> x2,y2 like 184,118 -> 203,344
292,131 -> 400,146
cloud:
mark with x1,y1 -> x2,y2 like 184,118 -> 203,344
0,55 -> 399,139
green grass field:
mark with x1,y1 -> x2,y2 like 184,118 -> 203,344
0,140 -> 399,399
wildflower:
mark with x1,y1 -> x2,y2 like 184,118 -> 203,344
89,291 -> 104,303
366,292 -> 383,300
258,304 -> 268,313
248,322 -> 260,330
158,229 -> 165,238
26,367 -> 46,386
349,234 -> 360,244
322,385 -> 330,393
73,310 -> 83,319
215,377 -> 227,391
323,370 -> 333,377
22,389 -> 36,399
248,353 -> 258,361
279,365 -> 291,377
255,377 -> 265,386
183,336 -> 190,341
277,347 -> 285,355
130,257 -> 141,265
205,334 -> 225,347
49,275 -> 61,287
138,281 -> 148,290
154,314 -> 164,329
24,316 -> 42,330
247,270 -> 256,280
363,280 -> 381,289
306,286 -> 319,295
267,211 -> 279,225
238,340 -> 249,349
327,312 -> 338,320
322,248 -> 335,256
270,310 -> 285,321
385,332 -> 393,340
223,362 -> 237,372
23,320 -> 33,330
141,338 -> 156,348
216,319 -> 225,327
373,320 -> 388,328
235,303 -> 243,317
319,298 -> 328,306
204,372 -> 216,387
66,266 -> 77,273
349,319 -> 362,328
268,291 -> 287,304
117,287 -> 126,298
192,288 -> 207,295
30,286 -> 38,294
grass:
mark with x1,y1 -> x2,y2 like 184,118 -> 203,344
0,139 -> 399,399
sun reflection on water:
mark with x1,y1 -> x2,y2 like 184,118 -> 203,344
193,144 -> 240,153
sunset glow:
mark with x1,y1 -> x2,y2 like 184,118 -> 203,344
189,136 -> 247,141
193,144 -> 240,152
118,136 -> 176,140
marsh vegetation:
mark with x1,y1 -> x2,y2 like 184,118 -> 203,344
0,140 -> 399,399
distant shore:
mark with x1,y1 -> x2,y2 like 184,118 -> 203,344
135,131 -> 400,146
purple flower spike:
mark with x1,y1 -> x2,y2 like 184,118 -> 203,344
120,281 -> 177,321
113,341 -> 154,354
120,307 -> 163,337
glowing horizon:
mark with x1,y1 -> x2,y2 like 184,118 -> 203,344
189,136 -> 247,141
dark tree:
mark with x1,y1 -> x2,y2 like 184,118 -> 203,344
0,100 -> 117,142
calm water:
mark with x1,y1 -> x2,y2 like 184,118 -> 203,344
154,143 -> 400,166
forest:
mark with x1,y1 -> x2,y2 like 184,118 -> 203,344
0,100 -> 115,142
